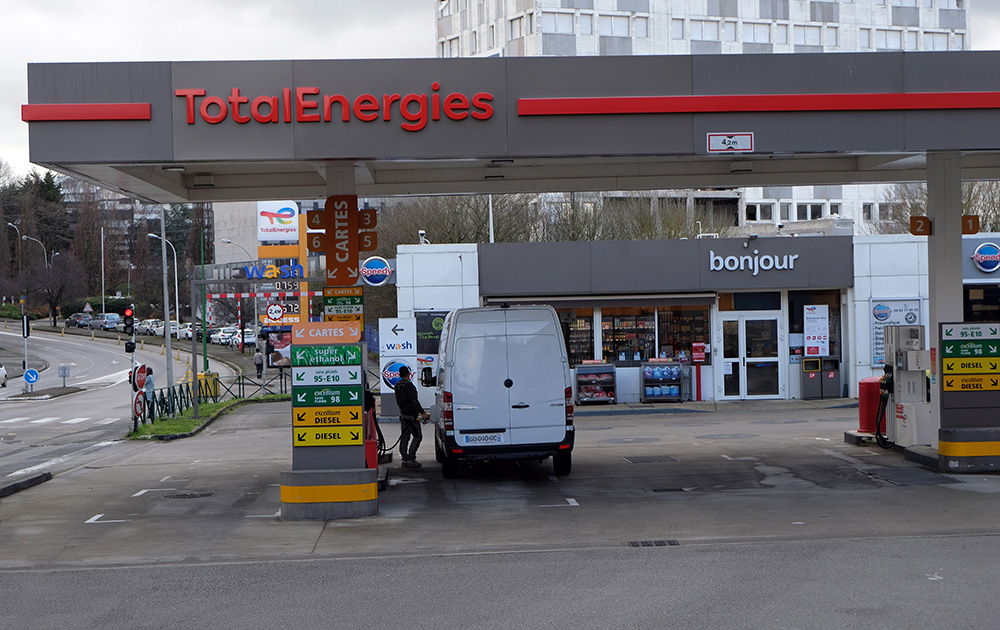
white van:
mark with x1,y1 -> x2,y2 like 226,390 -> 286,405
420,305 -> 574,478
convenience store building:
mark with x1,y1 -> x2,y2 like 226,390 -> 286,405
395,235 -> 854,403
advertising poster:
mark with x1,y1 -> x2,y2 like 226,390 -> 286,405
803,305 -> 829,357
870,298 -> 921,366
415,311 -> 449,355
265,331 -> 292,368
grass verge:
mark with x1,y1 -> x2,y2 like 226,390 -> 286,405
127,394 -> 290,438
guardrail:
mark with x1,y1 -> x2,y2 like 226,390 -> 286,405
136,372 -> 291,426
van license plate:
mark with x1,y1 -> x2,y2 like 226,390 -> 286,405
464,434 -> 503,445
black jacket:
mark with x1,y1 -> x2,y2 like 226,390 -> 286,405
394,378 -> 424,417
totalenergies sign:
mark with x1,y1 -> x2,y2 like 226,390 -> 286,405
175,83 -> 494,132
258,200 -> 299,242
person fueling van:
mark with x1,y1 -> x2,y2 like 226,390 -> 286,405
395,365 -> 429,468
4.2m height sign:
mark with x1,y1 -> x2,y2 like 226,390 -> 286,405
306,195 -> 378,286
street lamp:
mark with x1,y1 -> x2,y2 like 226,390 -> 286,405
221,239 -> 259,331
6,223 -> 21,277
21,235 -> 48,267
148,233 -> 180,325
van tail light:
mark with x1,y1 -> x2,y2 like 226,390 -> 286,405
443,391 -> 454,432
565,386 -> 574,427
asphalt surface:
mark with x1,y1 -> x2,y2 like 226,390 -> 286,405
3,396 -> 1000,628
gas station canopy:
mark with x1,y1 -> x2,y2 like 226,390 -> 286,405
21,52 -> 1000,204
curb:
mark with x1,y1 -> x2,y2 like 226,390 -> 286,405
135,396 -> 290,441
0,472 -> 53,498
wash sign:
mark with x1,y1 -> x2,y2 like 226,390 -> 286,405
379,317 -> 416,357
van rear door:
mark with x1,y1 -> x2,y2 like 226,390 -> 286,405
505,310 -> 567,445
451,312 -> 512,447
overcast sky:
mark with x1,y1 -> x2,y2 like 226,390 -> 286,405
2,0 -> 999,179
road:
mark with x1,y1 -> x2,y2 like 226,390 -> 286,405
0,327 -> 235,480
2,400 -> 1000,628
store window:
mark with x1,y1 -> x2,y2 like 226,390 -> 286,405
788,290 -> 842,359
797,203 -> 823,220
601,307 -> 655,364
719,292 -> 781,311
657,306 -> 711,365
557,308 -> 595,367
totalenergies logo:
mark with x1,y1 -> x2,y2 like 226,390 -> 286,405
971,242 -> 1000,273
260,206 -> 295,225
175,83 -> 494,132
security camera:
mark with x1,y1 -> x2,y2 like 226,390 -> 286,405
776,223 -> 785,230
418,229 -> 430,245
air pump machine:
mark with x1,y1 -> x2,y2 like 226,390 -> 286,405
877,325 -> 933,448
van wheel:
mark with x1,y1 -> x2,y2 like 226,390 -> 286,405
441,454 -> 459,479
553,452 -> 572,476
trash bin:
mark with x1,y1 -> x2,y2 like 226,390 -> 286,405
801,358 -> 823,400
821,359 -> 841,398
858,376 -> 882,433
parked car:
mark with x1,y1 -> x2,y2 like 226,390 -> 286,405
89,313 -> 121,331
64,313 -> 92,328
0,360 -> 7,387
210,327 -> 238,345
178,323 -> 194,339
135,319 -> 157,335
145,320 -> 163,336
228,329 -> 257,348
152,320 -> 179,337
195,326 -> 219,342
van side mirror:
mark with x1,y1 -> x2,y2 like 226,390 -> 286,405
420,367 -> 436,388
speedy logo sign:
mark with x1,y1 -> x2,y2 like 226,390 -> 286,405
257,200 -> 299,242
971,242 -> 1000,273
360,256 -> 393,287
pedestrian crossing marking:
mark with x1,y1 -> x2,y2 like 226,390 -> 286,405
0,417 -> 29,424
62,417 -> 90,424
0,416 -> 122,425
97,418 -> 118,425
30,417 -> 60,424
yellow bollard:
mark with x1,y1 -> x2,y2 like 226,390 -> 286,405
117,335 -> 121,345
91,330 -> 94,340
61,328 -> 65,337
177,350 -> 181,361
161,345 -> 165,356
141,340 -> 145,350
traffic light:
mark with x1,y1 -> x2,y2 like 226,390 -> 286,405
123,306 -> 134,335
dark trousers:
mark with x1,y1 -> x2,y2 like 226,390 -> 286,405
255,364 -> 263,377
399,415 -> 422,461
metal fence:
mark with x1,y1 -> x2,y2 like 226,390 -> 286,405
135,372 -> 291,427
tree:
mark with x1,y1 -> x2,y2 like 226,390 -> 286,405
877,181 -> 1000,234
21,251 -> 87,325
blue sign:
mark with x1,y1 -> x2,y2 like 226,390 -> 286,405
381,360 -> 412,390
971,242 -> 1000,274
360,256 -> 393,287
24,369 -> 39,384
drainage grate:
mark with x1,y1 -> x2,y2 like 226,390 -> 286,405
628,540 -> 680,548
625,455 -> 679,464
647,487 -> 687,493
164,492 -> 214,499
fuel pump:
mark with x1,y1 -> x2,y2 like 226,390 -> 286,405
875,325 -> 932,449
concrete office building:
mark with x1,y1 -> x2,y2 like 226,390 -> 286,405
435,0 -> 972,234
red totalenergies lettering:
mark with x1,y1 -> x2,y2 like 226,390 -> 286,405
175,83 -> 494,132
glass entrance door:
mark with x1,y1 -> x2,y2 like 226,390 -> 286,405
720,313 -> 782,399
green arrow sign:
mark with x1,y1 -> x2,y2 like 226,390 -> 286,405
942,340 -> 1000,358
292,366 -> 361,385
323,296 -> 363,306
291,345 -> 362,367
292,385 -> 364,407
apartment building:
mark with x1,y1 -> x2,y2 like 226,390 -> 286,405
435,0 -> 971,234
